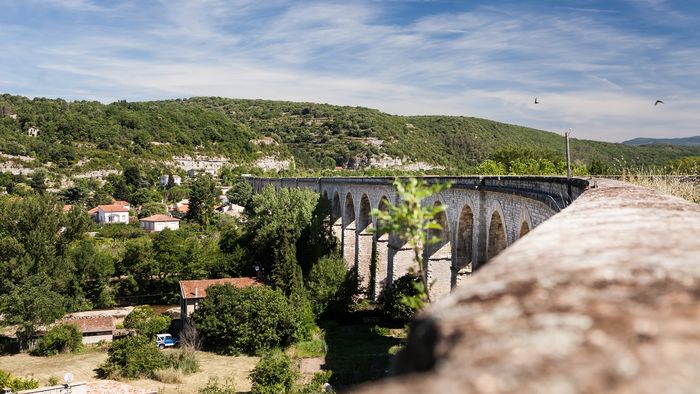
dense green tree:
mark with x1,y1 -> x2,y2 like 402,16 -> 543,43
186,175 -> 219,228
192,285 -> 310,355
32,323 -> 83,356
29,169 -> 48,194
249,350 -> 295,394
245,186 -> 317,286
225,178 -> 254,208
123,305 -> 172,337
139,202 -> 168,218
1,276 -> 66,345
305,254 -> 348,317
101,335 -> 166,378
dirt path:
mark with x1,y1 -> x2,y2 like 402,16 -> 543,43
0,350 -> 258,393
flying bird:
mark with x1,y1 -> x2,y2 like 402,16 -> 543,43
534,97 -> 539,104
654,100 -> 664,106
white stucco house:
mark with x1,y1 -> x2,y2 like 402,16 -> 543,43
139,214 -> 180,232
160,174 -> 182,186
27,126 -> 40,137
96,204 -> 130,224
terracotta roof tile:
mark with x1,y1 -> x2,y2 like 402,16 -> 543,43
58,316 -> 114,334
139,214 -> 180,222
97,204 -> 130,213
179,277 -> 262,300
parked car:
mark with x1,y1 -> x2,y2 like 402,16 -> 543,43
155,333 -> 179,349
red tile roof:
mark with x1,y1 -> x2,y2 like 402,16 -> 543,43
176,203 -> 189,213
179,277 -> 262,300
63,204 -> 73,212
97,204 -> 130,213
139,214 -> 180,222
88,206 -> 99,215
58,316 -> 114,334
112,199 -> 130,207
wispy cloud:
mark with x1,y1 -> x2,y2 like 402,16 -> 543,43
0,0 -> 698,142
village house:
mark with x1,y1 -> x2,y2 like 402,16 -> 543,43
179,278 -> 262,319
159,174 -> 182,186
139,214 -> 180,232
95,204 -> 130,224
27,126 -> 40,137
57,316 -> 115,344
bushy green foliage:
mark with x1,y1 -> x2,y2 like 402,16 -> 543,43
123,305 -> 172,338
165,349 -> 200,374
138,202 -> 168,218
295,371 -> 334,394
199,377 -> 237,394
0,369 -> 39,391
306,255 -> 349,317
192,285 -> 310,355
666,156 -> 700,175
32,323 -> 82,356
225,177 -> 254,207
101,335 -> 166,379
378,273 -> 422,322
187,174 -> 220,228
249,350 -> 295,394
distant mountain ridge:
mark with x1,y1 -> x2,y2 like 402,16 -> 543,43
623,136 -> 700,147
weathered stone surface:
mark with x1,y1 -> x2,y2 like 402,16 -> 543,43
351,179 -> 700,393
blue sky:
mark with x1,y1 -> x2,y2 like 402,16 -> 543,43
1,0 -> 699,142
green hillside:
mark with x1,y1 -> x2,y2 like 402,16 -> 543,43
1,94 -> 698,178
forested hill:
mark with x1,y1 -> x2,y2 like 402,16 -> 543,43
1,94 -> 698,176
623,136 -> 700,147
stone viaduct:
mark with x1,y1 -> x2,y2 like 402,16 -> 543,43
246,176 -> 589,300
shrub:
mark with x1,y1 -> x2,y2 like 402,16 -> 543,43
295,371 -> 334,394
199,377 -> 237,394
0,369 -> 39,391
100,335 -> 166,379
306,254 -> 347,317
123,305 -> 172,338
32,324 -> 82,356
192,285 -> 310,355
249,350 -> 294,394
152,367 -> 183,384
165,349 -> 200,374
378,273 -> 422,322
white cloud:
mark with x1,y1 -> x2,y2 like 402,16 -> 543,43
0,1 -> 698,142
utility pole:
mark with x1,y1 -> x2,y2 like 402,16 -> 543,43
565,128 -> 572,179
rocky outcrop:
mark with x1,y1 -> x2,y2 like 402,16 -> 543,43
353,179 -> 700,394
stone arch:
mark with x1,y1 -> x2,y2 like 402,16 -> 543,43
518,206 -> 532,239
356,194 -> 373,292
487,208 -> 507,261
331,192 -> 342,246
374,196 -> 391,299
343,192 -> 356,268
454,204 -> 474,289
426,201 -> 452,299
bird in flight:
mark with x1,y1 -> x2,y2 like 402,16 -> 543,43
654,100 -> 664,106
534,97 -> 539,104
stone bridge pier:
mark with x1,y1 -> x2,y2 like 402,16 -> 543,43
247,176 -> 587,301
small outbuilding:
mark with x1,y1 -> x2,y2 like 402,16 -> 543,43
179,278 -> 262,320
140,214 -> 180,232
57,316 -> 114,344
